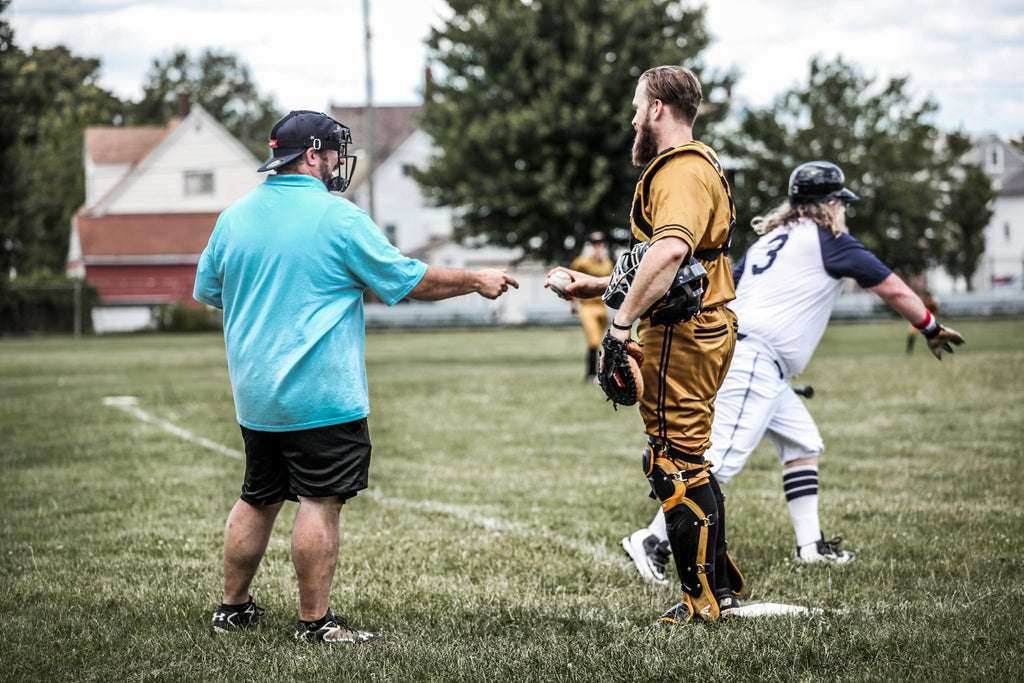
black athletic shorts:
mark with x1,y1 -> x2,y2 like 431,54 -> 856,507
239,419 -> 371,506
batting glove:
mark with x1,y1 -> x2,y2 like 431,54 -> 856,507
924,324 -> 964,360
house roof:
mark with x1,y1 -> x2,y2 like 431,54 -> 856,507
405,234 -> 452,261
76,211 -> 216,260
330,105 -> 421,192
85,120 -> 181,164
1002,168 -> 1024,195
966,133 -> 1024,196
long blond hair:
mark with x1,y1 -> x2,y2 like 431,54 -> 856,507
751,200 -> 849,237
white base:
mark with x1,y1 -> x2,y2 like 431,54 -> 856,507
732,602 -> 820,617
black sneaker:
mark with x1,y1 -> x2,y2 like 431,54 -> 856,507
211,598 -> 264,633
716,589 -> 741,617
294,608 -> 382,644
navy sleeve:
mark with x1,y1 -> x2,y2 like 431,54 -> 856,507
732,254 -> 746,288
818,229 -> 892,289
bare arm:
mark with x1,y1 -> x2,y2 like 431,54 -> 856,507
609,237 -> 690,338
545,268 -> 610,300
870,273 -> 929,326
871,272 -> 965,359
407,265 -> 518,301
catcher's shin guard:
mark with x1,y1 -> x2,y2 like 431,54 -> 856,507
643,442 -> 720,622
708,473 -> 745,596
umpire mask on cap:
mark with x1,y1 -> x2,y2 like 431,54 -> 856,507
319,121 -> 358,193
261,110 -> 358,192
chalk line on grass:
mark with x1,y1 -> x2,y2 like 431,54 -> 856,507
102,397 -> 822,618
102,396 -> 243,459
103,396 -> 613,563
362,487 -> 623,566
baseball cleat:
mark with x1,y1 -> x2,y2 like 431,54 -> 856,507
715,589 -> 741,618
294,608 -> 382,644
619,529 -> 671,584
796,534 -> 855,564
652,600 -> 693,627
211,598 -> 264,633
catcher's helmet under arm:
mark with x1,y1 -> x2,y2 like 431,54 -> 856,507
602,243 -> 708,325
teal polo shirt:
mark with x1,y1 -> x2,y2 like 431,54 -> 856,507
194,174 -> 427,431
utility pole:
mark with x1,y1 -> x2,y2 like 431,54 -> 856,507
362,0 -> 376,220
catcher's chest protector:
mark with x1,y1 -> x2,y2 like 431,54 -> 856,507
629,142 -> 736,262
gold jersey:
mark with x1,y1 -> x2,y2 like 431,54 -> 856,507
629,141 -> 736,310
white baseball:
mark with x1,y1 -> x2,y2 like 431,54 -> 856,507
546,270 -> 573,296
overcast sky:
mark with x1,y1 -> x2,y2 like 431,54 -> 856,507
7,0 -> 1023,138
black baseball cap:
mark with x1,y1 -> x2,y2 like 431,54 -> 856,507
257,110 -> 350,173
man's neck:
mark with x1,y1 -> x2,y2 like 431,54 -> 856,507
657,124 -> 695,151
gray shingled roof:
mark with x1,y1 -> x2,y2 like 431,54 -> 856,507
330,105 -> 421,193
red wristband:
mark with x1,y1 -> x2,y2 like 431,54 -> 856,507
914,309 -> 938,333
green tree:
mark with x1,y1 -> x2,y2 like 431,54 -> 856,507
131,49 -> 281,157
415,0 -> 736,263
0,2 -> 125,280
0,0 -> 24,281
938,163 -> 997,290
721,57 -> 977,279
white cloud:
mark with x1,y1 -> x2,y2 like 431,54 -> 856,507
702,0 -> 1023,136
6,0 -> 1022,136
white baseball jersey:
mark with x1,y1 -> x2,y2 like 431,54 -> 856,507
730,217 -> 891,378
650,216 -> 895,524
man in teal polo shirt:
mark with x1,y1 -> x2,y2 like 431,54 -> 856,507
195,110 -> 517,644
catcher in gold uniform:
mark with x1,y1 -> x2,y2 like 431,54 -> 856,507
570,232 -> 614,382
549,66 -> 739,626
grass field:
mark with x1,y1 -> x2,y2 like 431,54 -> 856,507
1,319 -> 1022,682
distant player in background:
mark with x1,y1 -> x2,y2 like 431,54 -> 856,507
570,231 -> 614,382
621,161 -> 965,579
906,290 -> 940,355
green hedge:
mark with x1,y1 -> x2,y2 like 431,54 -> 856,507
0,278 -> 98,336
153,301 -> 223,332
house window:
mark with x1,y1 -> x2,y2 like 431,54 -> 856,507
402,164 -> 416,177
986,145 -> 1004,174
184,171 -> 215,195
384,224 -> 397,245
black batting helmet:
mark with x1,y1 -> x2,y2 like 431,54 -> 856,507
788,161 -> 859,205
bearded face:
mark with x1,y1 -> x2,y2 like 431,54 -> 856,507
316,151 -> 338,188
632,112 -> 659,167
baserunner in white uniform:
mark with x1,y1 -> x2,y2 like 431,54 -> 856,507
621,161 -> 965,586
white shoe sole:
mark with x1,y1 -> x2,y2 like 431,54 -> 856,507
795,549 -> 856,565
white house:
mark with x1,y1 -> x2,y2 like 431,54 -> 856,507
927,133 -> 1024,293
333,104 -> 573,326
68,104 -> 262,332
970,134 -> 1024,289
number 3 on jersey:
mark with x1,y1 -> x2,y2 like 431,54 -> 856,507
751,234 -> 789,275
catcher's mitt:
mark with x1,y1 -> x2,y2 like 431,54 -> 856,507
598,331 -> 644,408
